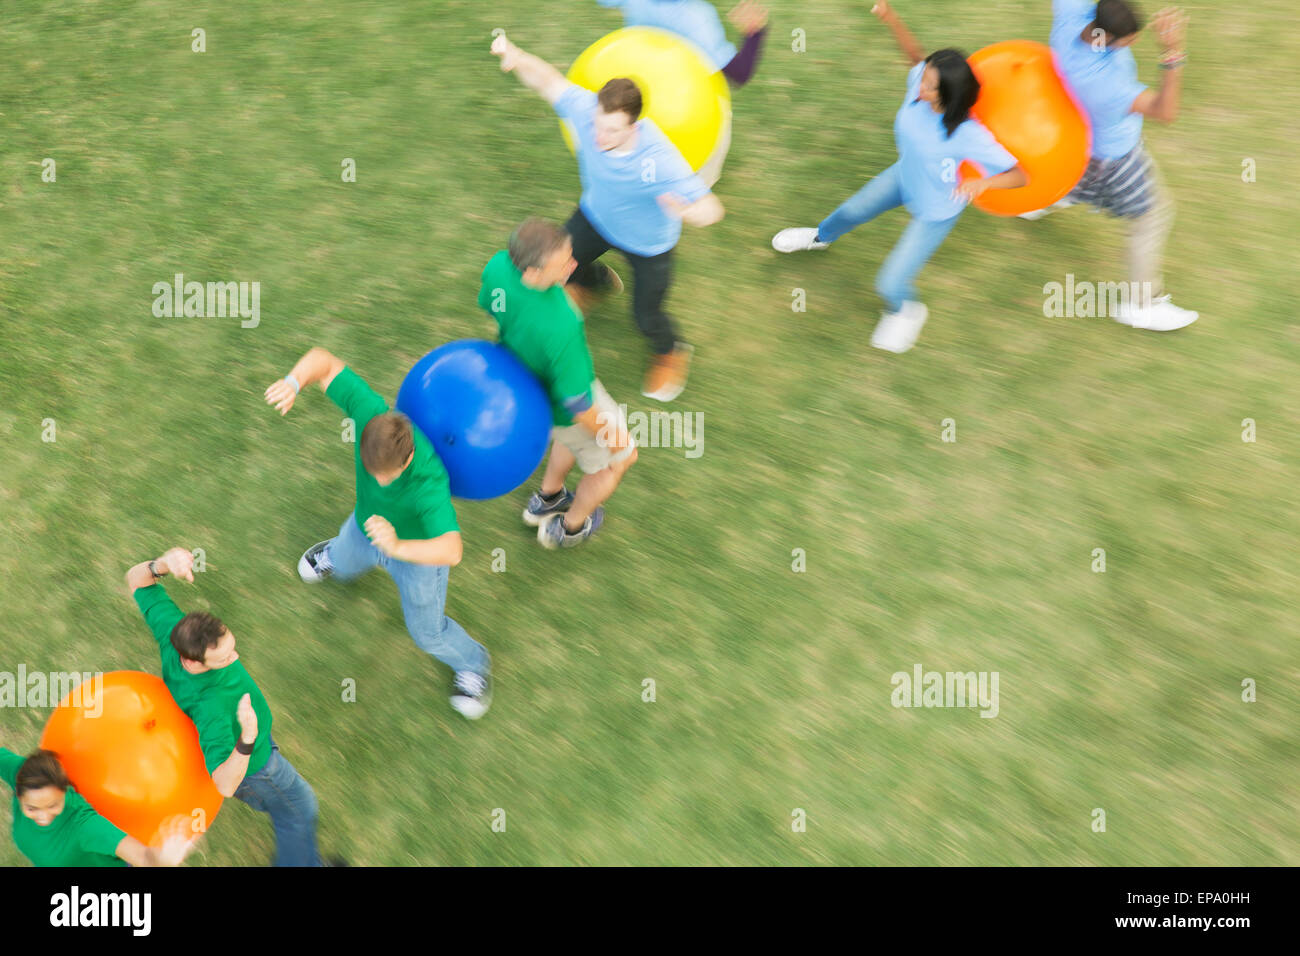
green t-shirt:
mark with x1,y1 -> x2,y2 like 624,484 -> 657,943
326,367 -> 460,539
478,250 -> 597,427
133,584 -> 273,777
1,747 -> 127,867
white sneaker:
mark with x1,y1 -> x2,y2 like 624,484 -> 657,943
1114,294 -> 1198,331
871,301 -> 928,353
450,671 -> 491,720
1017,198 -> 1077,221
772,227 -> 830,253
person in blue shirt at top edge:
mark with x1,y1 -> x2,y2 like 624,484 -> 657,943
597,0 -> 768,85
772,2 -> 1028,354
491,32 -> 725,404
1019,1 -> 1196,332
596,1 -> 770,185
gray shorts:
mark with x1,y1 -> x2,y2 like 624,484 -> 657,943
1067,142 -> 1159,219
551,380 -> 636,475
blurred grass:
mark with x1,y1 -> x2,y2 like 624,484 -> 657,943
0,0 -> 1297,865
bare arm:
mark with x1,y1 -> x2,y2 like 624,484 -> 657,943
211,693 -> 258,798
265,347 -> 346,415
363,515 -> 463,567
1131,7 -> 1188,123
115,829 -> 193,867
125,547 -> 195,595
491,34 -> 569,105
872,2 -> 925,67
657,192 -> 725,228
954,164 -> 1029,202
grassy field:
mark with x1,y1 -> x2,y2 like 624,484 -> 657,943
1,0 -> 1297,866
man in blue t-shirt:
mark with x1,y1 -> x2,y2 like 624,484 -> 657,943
1024,0 -> 1197,332
491,32 -> 725,403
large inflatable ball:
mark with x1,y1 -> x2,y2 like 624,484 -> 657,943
396,340 -> 551,500
41,671 -> 223,847
959,40 -> 1092,216
564,26 -> 732,174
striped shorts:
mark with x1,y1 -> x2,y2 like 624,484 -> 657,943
1068,142 -> 1160,219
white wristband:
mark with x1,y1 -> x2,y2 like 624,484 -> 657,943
285,373 -> 301,394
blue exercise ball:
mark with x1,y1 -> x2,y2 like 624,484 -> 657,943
396,339 -> 551,500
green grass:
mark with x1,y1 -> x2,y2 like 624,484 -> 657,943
1,0 -> 1297,866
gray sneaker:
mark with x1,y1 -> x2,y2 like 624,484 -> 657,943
522,488 -> 575,527
298,540 -> 334,582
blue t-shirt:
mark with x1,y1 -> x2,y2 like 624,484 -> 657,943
893,63 -> 1018,222
597,0 -> 736,69
1050,0 -> 1146,159
555,83 -> 711,256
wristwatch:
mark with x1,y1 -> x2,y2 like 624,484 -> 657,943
235,738 -> 255,755
148,560 -> 160,580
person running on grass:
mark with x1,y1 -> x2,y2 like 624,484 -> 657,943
596,0 -> 770,186
1,745 -> 193,867
265,349 -> 492,719
771,1 -> 1028,354
126,546 -> 329,866
491,32 -> 725,403
1019,1 -> 1196,331
479,218 -> 638,549
597,0 -> 769,88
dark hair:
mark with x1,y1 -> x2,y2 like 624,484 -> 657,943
16,750 -> 68,797
925,49 -> 980,138
508,218 -> 569,272
1091,0 -> 1143,41
171,611 -> 228,663
597,78 -> 642,122
360,412 -> 414,475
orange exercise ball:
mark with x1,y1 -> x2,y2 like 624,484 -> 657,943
958,40 -> 1091,216
40,671 -> 222,847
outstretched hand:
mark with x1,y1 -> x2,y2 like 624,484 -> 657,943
160,547 -> 196,582
491,34 -> 519,71
871,1 -> 895,22
1151,7 -> 1188,52
728,1 -> 769,35
264,378 -> 298,416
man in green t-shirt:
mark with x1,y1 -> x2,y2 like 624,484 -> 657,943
477,218 -> 638,550
1,746 -> 191,867
265,351 -> 492,718
126,547 -> 325,865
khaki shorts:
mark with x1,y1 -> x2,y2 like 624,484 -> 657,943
552,379 -> 636,475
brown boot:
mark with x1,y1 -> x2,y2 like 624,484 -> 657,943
641,344 -> 694,403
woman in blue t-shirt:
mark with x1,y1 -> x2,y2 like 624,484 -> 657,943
772,1 -> 1027,353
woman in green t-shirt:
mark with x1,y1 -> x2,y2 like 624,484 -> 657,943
1,746 -> 191,867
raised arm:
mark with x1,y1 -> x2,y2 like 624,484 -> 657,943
491,34 -> 569,105
210,693 -> 259,798
125,547 -> 195,594
264,347 -> 346,416
1131,7 -> 1187,123
872,2 -> 925,67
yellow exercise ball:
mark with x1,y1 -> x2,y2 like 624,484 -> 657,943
563,27 -> 732,174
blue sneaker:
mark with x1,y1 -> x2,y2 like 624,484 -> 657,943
538,508 -> 604,550
522,488 -> 574,527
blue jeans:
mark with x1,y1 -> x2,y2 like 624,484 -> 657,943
326,512 -> 490,676
234,741 -> 321,867
817,162 -> 960,312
